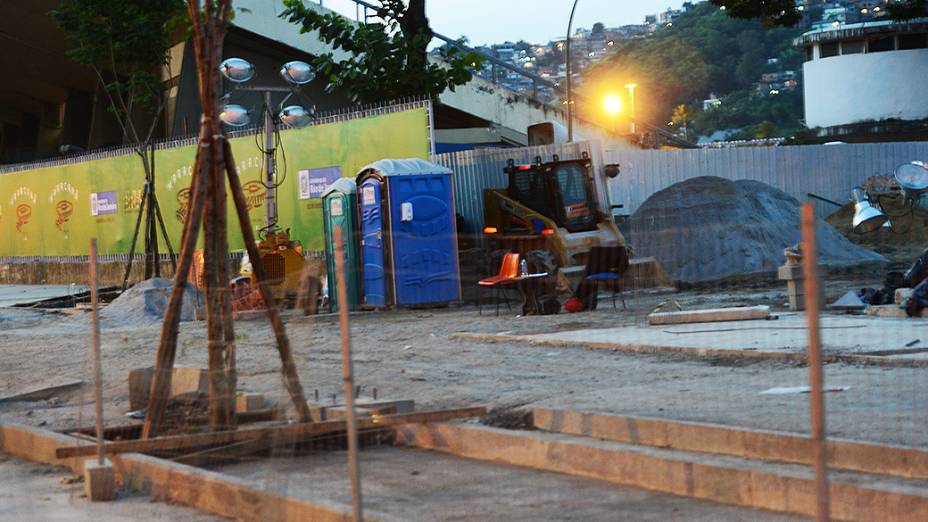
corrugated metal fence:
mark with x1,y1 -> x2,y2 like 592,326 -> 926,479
437,140 -> 928,234
604,141 -> 928,216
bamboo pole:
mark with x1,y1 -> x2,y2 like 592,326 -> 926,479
142,145 -> 209,439
223,139 -> 311,422
334,227 -> 363,522
800,203 -> 830,522
89,238 -> 104,465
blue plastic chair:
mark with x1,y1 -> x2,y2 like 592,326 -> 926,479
578,246 -> 629,310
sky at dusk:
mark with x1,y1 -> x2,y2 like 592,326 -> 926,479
316,0 -> 687,46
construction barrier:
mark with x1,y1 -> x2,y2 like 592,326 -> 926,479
0,102 -> 432,259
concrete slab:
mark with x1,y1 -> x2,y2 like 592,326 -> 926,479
0,284 -> 88,308
214,445 -> 801,521
458,313 -> 928,363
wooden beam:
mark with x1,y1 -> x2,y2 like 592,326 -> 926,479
57,407 -> 486,459
0,380 -> 83,404
533,408 -> 928,481
648,305 -> 770,326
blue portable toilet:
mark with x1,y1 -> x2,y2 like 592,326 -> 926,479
356,159 -> 460,307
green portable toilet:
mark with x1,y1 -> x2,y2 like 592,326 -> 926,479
322,178 -> 360,311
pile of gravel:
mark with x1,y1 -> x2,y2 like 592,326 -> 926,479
629,177 -> 887,284
101,278 -> 202,327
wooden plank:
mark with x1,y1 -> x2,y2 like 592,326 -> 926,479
113,452 -> 400,522
57,407 -> 486,459
395,422 -> 928,522
0,421 -> 395,521
647,305 -> 770,326
0,379 -> 83,404
533,407 -> 928,481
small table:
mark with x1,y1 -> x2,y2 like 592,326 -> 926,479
513,272 -> 549,315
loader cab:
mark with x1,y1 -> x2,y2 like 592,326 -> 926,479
505,156 -> 598,233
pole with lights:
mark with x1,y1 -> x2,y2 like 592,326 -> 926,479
219,58 -> 315,233
624,83 -> 637,134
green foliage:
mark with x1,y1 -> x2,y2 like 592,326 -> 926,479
50,0 -> 185,123
587,2 -> 804,137
710,0 -> 927,27
691,89 -> 803,138
281,0 -> 484,104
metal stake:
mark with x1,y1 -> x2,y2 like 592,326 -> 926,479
89,238 -> 105,466
800,203 -> 830,522
334,226 -> 362,521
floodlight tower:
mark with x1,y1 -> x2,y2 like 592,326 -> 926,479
219,58 -> 315,232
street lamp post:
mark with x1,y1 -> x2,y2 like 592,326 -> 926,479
624,83 -> 637,135
566,0 -> 579,142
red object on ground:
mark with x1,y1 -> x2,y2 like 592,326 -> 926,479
564,296 -> 583,313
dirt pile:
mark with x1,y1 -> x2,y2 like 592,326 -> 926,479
826,199 -> 928,263
101,278 -> 202,327
629,177 -> 886,284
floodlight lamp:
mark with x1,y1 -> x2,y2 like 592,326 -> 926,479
278,105 -> 312,128
280,61 -> 315,85
219,58 -> 255,83
893,161 -> 928,201
219,104 -> 251,127
851,187 -> 888,234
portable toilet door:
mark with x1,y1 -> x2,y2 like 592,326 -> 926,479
322,178 -> 360,312
377,159 -> 460,306
358,175 -> 389,308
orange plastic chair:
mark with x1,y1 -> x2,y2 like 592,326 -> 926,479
478,253 -> 520,315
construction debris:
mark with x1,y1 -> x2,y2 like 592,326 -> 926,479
127,367 -> 208,412
55,407 -> 486,459
829,291 -> 866,311
648,305 -> 770,326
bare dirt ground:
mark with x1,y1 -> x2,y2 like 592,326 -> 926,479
1,277 -> 926,520
1,277 -> 926,444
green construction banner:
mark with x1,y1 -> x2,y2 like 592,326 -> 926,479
0,106 -> 430,257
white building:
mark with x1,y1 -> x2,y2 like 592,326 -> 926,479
798,19 -> 928,133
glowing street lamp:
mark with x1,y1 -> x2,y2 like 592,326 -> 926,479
603,94 -> 622,116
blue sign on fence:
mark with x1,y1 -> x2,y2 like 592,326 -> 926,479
299,166 -> 343,199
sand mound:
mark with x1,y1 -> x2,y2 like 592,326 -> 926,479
629,177 -> 886,283
101,278 -> 202,327
826,199 -> 928,263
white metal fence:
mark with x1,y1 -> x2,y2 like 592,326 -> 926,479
604,141 -> 928,216
437,140 -> 928,234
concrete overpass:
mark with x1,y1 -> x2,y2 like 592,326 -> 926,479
231,0 -> 639,151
